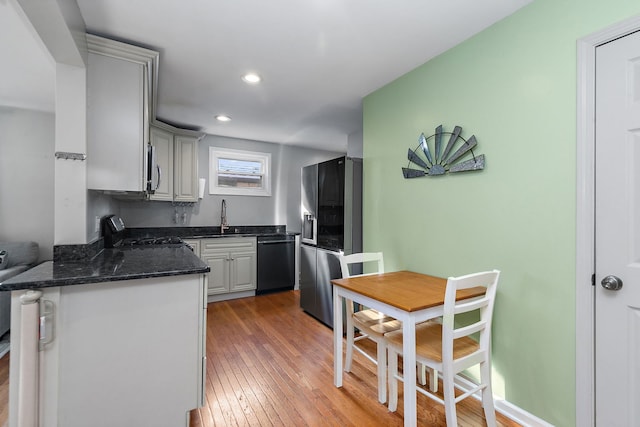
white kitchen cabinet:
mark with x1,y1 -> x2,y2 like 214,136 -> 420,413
9,274 -> 207,427
149,122 -> 201,202
149,126 -> 174,201
86,34 -> 159,194
200,237 -> 256,300
174,134 -> 199,202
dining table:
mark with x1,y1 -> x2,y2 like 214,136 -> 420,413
331,270 -> 486,427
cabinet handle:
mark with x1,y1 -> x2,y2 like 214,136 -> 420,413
156,165 -> 162,191
39,300 -> 55,349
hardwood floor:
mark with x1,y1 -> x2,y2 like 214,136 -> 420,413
0,290 -> 522,426
189,290 -> 521,427
0,352 -> 8,427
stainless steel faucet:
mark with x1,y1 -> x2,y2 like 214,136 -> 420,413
220,199 -> 230,234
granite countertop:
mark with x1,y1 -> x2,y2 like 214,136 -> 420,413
0,245 -> 210,292
125,225 -> 299,240
0,225 -> 296,292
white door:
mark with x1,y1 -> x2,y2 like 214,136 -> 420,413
595,29 -> 640,426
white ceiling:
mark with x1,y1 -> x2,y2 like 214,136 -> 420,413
0,1 -> 55,113
2,0 -> 532,152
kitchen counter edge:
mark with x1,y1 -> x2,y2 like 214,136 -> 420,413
0,245 -> 210,292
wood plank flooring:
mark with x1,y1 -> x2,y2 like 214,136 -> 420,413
0,352 -> 8,427
189,290 -> 521,427
0,290 -> 522,426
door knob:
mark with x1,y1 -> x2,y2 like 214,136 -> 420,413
601,275 -> 623,291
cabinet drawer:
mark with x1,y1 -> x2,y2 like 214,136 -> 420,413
201,237 -> 256,253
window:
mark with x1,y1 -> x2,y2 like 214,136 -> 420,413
209,147 -> 271,196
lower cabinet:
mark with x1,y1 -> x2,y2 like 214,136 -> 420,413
9,274 -> 207,427
199,237 -> 257,299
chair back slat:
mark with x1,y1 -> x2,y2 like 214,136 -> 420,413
453,296 -> 489,315
453,320 -> 487,340
339,252 -> 384,278
338,252 -> 385,317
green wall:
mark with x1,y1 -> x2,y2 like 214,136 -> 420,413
362,1 -> 640,425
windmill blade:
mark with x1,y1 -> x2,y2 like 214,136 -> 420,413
402,167 -> 426,178
434,125 -> 443,163
419,133 -> 433,165
441,125 -> 462,162
449,154 -> 485,172
408,148 -> 430,170
444,135 -> 477,165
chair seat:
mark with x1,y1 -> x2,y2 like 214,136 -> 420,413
353,309 -> 401,335
385,321 -> 479,363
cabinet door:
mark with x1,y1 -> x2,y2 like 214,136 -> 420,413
229,250 -> 256,292
174,135 -> 198,202
201,252 -> 229,295
87,51 -> 147,192
149,126 -> 174,201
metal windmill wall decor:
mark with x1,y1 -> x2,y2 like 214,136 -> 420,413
402,124 -> 485,179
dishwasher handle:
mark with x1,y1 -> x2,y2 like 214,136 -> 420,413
258,240 -> 294,245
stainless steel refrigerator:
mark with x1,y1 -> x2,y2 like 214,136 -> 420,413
299,156 -> 362,328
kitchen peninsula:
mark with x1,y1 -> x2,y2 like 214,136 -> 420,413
0,243 -> 209,427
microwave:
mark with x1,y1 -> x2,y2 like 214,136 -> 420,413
301,212 -> 317,245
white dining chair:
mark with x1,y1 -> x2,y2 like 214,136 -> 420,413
385,269 -> 500,427
339,252 -> 433,404
339,252 -> 398,404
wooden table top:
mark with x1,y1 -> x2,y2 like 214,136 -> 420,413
330,270 -> 485,312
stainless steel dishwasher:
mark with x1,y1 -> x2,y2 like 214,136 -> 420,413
256,234 -> 296,294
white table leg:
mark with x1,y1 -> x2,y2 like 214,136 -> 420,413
333,287 -> 343,388
402,317 -> 417,427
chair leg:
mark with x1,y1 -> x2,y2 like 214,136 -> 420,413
480,360 -> 497,427
418,364 -> 439,392
417,363 -> 426,385
387,347 -> 399,412
345,317 -> 355,372
376,342 -> 387,403
428,368 -> 438,392
442,369 -> 458,427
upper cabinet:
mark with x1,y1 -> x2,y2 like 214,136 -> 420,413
174,134 -> 199,202
86,34 -> 202,201
149,125 -> 174,201
86,34 -> 159,194
150,122 -> 201,202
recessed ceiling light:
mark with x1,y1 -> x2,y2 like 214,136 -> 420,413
242,73 -> 261,84
215,115 -> 231,122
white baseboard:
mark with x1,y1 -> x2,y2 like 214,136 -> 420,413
207,290 -> 255,303
453,375 -> 554,427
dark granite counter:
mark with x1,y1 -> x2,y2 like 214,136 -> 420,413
126,225 -> 299,240
0,245 -> 210,291
0,225 -> 299,292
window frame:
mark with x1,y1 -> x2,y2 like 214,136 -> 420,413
208,147 -> 272,196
